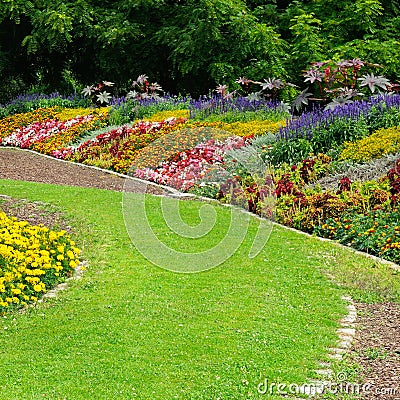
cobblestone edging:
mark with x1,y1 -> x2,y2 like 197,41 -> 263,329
295,295 -> 358,397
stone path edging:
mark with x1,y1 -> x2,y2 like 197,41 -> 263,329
295,295 -> 358,398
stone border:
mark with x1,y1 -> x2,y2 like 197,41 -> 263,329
296,295 -> 358,397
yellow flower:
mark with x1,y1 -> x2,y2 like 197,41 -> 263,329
0,209 -> 81,311
33,284 -> 43,292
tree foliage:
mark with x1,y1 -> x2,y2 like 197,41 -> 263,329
0,0 -> 399,101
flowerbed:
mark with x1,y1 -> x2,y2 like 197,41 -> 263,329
0,211 -> 81,312
135,136 -> 248,191
0,108 -> 60,140
274,94 -> 400,164
0,107 -> 109,155
314,210 -> 400,263
1,93 -> 400,264
62,117 -> 189,172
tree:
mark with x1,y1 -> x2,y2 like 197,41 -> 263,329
155,0 -> 287,94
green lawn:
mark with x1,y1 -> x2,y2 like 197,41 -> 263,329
0,179 -> 398,399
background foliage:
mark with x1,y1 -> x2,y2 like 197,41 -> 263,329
1,0 -> 399,101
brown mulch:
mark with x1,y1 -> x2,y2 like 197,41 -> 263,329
351,302 -> 400,400
0,147 -> 399,398
0,148 -> 171,195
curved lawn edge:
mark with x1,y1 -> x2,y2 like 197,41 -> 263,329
0,178 -> 354,399
2,146 -> 400,274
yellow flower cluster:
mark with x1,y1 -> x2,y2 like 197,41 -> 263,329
339,126 -> 400,162
54,107 -> 95,121
0,211 -> 81,312
222,119 -> 286,137
137,109 -> 190,122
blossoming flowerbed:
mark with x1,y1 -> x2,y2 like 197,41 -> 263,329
0,209 -> 81,312
1,93 -> 400,264
0,107 -> 109,155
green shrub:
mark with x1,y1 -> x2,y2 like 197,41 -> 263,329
310,116 -> 369,154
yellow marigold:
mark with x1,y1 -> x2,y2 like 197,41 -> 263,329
137,109 -> 190,122
224,119 -> 286,137
339,126 -> 400,162
33,283 -> 45,293
0,209 -> 81,311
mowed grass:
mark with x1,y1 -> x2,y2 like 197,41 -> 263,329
0,179 -> 398,399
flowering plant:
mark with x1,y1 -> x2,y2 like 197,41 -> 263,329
81,81 -> 115,106
297,59 -> 392,111
314,210 -> 400,263
126,74 -> 163,101
134,136 -> 247,191
0,211 -> 81,312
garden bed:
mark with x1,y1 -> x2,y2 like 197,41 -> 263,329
0,148 -> 169,195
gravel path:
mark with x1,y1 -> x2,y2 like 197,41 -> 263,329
0,147 -> 399,398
